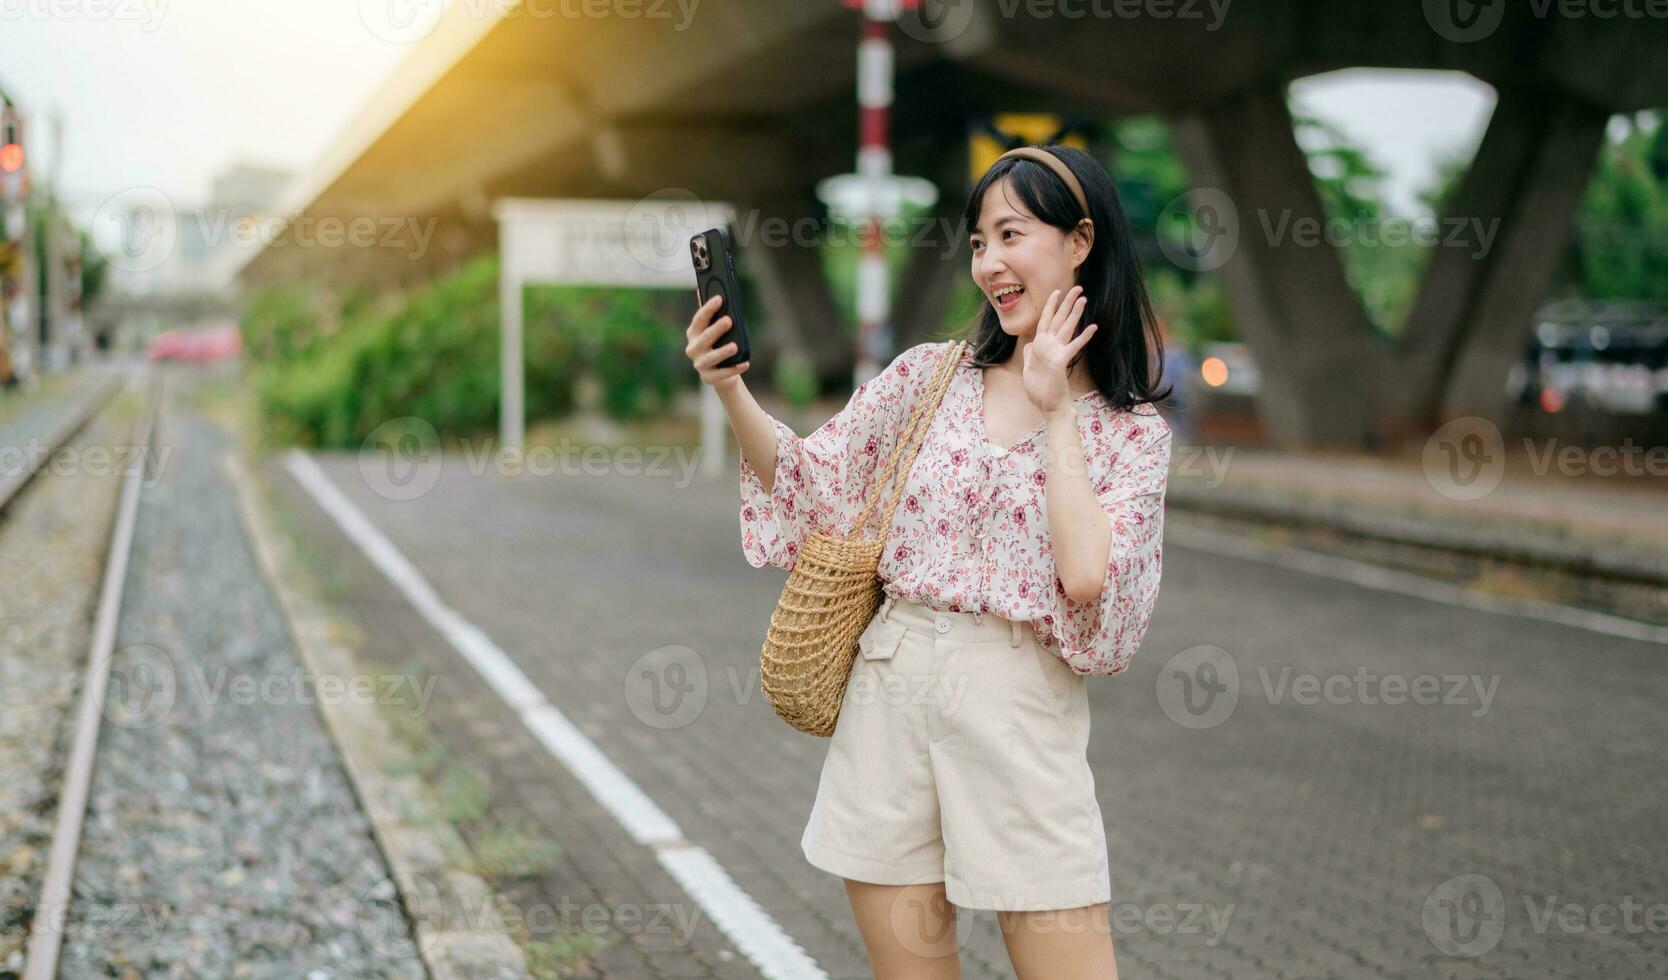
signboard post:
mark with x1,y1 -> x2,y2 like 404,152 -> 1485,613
493,197 -> 736,479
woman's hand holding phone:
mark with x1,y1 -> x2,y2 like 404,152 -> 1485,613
685,291 -> 781,491
685,293 -> 751,392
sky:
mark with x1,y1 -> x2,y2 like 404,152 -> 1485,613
1290,68 -> 1495,216
0,0 -> 407,218
0,2 -> 1497,223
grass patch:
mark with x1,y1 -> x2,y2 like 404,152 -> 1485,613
524,925 -> 619,979
474,820 -> 564,878
435,764 -> 492,823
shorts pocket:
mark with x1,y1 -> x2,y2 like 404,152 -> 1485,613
1020,641 -> 1077,719
857,618 -> 908,661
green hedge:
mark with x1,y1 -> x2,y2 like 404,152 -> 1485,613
243,255 -> 690,449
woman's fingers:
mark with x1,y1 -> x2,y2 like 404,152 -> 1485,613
685,295 -> 746,388
702,360 -> 750,389
694,341 -> 741,370
686,294 -> 723,338
703,316 -> 732,345
1039,289 -> 1062,331
1047,286 -> 1083,338
1058,292 -> 1087,340
685,316 -> 731,358
1067,322 -> 1098,355
1038,286 -> 1088,343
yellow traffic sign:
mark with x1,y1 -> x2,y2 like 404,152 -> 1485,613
970,113 -> 1089,181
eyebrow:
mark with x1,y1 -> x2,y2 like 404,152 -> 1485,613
970,215 -> 1025,237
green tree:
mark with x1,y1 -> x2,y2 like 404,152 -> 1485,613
1290,107 -> 1429,340
1571,111 -> 1668,305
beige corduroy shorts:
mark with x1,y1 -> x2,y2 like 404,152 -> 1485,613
800,591 -> 1112,912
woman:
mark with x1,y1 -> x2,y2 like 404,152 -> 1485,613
684,144 -> 1172,979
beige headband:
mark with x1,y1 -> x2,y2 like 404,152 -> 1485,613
995,146 -> 1089,217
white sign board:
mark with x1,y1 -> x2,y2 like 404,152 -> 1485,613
493,197 -> 736,477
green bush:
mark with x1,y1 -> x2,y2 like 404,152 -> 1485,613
248,256 -> 503,448
772,352 -> 818,410
591,293 -> 681,419
240,282 -> 331,365
247,255 -> 694,448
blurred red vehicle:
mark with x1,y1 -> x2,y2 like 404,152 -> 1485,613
147,325 -> 241,363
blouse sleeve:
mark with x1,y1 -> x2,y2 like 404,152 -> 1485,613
739,342 -> 944,570
1052,412 -> 1173,677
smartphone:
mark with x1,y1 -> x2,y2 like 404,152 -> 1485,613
690,227 -> 752,369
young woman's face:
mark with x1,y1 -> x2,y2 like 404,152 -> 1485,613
968,177 -> 1089,340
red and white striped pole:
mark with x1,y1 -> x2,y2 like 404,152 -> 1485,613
849,0 -> 913,386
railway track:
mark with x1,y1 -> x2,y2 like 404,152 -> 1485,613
0,374 -> 128,517
0,368 -> 154,980
3,366 -> 426,978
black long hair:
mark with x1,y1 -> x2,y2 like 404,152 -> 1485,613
957,144 -> 1171,412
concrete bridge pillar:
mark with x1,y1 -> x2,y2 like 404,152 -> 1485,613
1389,87 -> 1610,434
734,194 -> 852,388
1434,90 -> 1610,425
1170,80 -> 1387,449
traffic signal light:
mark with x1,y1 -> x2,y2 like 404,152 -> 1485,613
0,107 -> 21,175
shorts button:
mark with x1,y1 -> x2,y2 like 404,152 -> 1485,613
934,617 -> 951,635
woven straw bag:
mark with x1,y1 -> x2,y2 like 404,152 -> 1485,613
758,339 -> 967,737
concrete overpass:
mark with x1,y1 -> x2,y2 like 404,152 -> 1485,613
236,0 -> 1668,448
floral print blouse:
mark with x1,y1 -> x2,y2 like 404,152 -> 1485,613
739,340 -> 1171,677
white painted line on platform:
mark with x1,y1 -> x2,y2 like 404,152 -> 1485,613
283,450 -> 828,980
1165,518 -> 1668,646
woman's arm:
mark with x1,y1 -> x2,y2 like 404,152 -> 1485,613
717,379 -> 781,496
733,342 -> 942,570
685,292 -> 780,493
1042,408 -> 1111,604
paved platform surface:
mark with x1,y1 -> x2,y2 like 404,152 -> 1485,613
265,442 -> 1668,980
1164,438 -> 1668,584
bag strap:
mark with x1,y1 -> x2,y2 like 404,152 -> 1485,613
847,340 -> 967,542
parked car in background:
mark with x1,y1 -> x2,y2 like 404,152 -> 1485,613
147,324 -> 241,363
